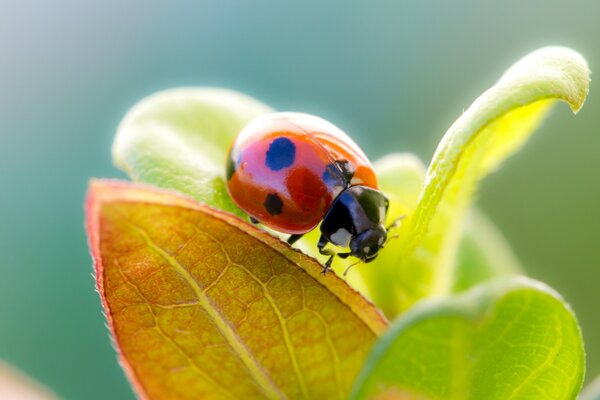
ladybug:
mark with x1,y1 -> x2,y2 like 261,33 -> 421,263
226,112 -> 391,274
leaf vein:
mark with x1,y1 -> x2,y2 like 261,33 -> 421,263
125,221 -> 285,400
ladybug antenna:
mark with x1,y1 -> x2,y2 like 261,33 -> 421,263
343,260 -> 362,277
386,215 -> 406,231
384,234 -> 400,247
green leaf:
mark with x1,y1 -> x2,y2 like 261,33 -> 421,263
452,209 -> 522,292
350,277 -> 585,400
86,180 -> 387,400
581,377 -> 600,400
112,88 -> 273,215
365,46 -> 589,316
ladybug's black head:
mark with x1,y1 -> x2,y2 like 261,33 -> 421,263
320,185 -> 390,264
349,224 -> 387,262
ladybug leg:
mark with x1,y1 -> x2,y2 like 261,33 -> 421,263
322,255 -> 334,275
287,234 -> 304,245
317,234 -> 331,255
321,253 -> 353,275
318,235 -> 335,275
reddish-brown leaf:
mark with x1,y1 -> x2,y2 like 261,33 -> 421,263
86,180 -> 387,399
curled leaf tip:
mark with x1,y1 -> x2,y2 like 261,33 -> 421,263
500,46 -> 590,113
360,46 -> 591,316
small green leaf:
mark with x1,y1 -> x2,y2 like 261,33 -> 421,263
371,47 -> 589,316
581,377 -> 600,400
350,277 -> 585,400
453,209 -> 522,292
112,88 -> 273,215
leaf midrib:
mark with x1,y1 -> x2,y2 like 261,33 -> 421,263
114,260 -> 238,400
127,221 -> 285,400
199,229 -> 313,399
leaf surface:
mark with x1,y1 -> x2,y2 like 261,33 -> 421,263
374,47 -> 590,315
350,277 -> 585,400
452,209 -> 522,292
112,88 -> 273,215
86,180 -> 387,400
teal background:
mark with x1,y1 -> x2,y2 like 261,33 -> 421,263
0,1 -> 598,398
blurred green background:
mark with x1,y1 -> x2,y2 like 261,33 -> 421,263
0,1 -> 598,398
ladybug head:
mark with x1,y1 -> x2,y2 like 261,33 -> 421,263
349,224 -> 387,262
321,185 -> 390,265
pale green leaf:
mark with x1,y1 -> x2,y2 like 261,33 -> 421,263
374,47 -> 589,316
350,277 -> 585,400
453,209 -> 522,292
112,88 -> 273,215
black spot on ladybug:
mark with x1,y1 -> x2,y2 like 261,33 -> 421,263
264,193 -> 283,215
322,159 -> 355,187
265,137 -> 296,171
226,154 -> 236,181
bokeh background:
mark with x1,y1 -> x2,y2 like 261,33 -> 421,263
1,1 -> 598,398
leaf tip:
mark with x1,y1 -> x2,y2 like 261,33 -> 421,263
547,46 -> 591,114
504,46 -> 591,113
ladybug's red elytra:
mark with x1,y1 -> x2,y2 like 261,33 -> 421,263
225,112 -> 391,274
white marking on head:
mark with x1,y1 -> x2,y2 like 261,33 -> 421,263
378,236 -> 385,246
330,228 -> 352,247
363,246 -> 371,254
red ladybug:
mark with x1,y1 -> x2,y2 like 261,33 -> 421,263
226,112 -> 390,273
